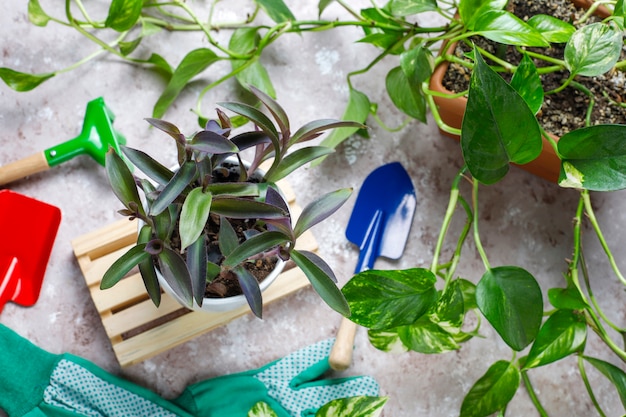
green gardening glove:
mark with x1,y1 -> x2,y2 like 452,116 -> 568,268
174,338 -> 380,417
0,323 -> 379,417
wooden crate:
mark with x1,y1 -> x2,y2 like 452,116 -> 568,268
72,180 -> 315,367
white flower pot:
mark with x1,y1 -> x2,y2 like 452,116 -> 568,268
157,258 -> 286,313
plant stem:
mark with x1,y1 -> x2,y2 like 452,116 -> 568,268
424,92 -> 463,136
580,250 -> 626,333
72,0 -> 100,27
444,196 -> 472,286
173,0 -> 249,59
336,0 -> 363,20
521,371 -> 549,417
195,57 -> 253,116
431,168 -> 465,275
615,60 -> 626,71
577,355 -> 607,417
570,81 -> 595,127
582,190 -> 626,286
567,195 -> 586,293
370,112 -> 412,132
546,72 -> 575,94
519,48 -> 566,68
472,178 -> 491,270
540,128 -> 559,156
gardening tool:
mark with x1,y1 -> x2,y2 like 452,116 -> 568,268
0,190 -> 61,312
0,97 -> 126,186
329,162 -> 416,371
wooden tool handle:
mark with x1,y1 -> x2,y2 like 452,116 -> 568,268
329,318 -> 358,371
0,152 -> 50,185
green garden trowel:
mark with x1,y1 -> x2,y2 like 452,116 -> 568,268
0,97 -> 126,186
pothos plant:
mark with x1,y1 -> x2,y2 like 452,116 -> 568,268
101,86 -> 361,319
8,0 -> 624,157
340,15 -> 626,417
248,396 -> 388,417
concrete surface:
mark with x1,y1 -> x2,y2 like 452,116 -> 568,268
1,1 -> 625,416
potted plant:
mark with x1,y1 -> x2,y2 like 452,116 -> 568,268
100,87 -> 361,319
337,1 -> 626,416
427,0 -> 621,182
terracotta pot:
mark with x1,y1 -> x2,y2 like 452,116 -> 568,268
428,0 -> 612,183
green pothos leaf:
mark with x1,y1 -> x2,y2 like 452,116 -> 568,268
0,68 -> 54,92
316,396 -> 388,417
461,45 -> 542,184
524,309 -> 587,369
318,0 -> 335,17
386,66 -> 427,122
547,286 -> 588,310
256,0 -> 296,23
342,268 -> 437,330
476,266 -> 543,351
230,27 -> 276,98
459,0 -> 508,30
28,0 -> 50,26
368,328 -> 409,353
473,10 -> 549,47
558,124 -> 626,191
247,401 -> 278,417
430,279 -> 465,333
119,20 -> 162,56
565,23 -> 622,77
584,356 -> 626,409
105,0 -> 143,32
510,53 -> 543,115
153,48 -> 219,118
390,0 -> 438,16
526,14 -> 575,43
398,316 -> 460,353
616,0 -> 626,20
460,360 -> 520,417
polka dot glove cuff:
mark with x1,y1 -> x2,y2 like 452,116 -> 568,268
175,338 -> 380,417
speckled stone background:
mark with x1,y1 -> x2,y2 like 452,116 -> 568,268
1,1 -> 625,416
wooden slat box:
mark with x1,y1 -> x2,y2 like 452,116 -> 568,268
72,180 -> 316,367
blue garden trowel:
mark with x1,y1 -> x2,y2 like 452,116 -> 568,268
329,162 -> 416,370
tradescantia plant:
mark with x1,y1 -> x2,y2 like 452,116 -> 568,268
341,29 -> 626,417
101,86 -> 361,319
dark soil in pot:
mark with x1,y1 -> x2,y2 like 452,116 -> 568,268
168,160 -> 279,299
442,0 -> 626,137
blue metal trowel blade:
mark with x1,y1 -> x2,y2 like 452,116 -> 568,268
346,162 -> 417,273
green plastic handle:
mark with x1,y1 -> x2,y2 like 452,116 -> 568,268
44,97 -> 126,167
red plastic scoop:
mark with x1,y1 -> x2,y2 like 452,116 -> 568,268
0,190 -> 61,312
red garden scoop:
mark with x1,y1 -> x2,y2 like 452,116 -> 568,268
0,190 -> 61,312
0,97 -> 126,186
